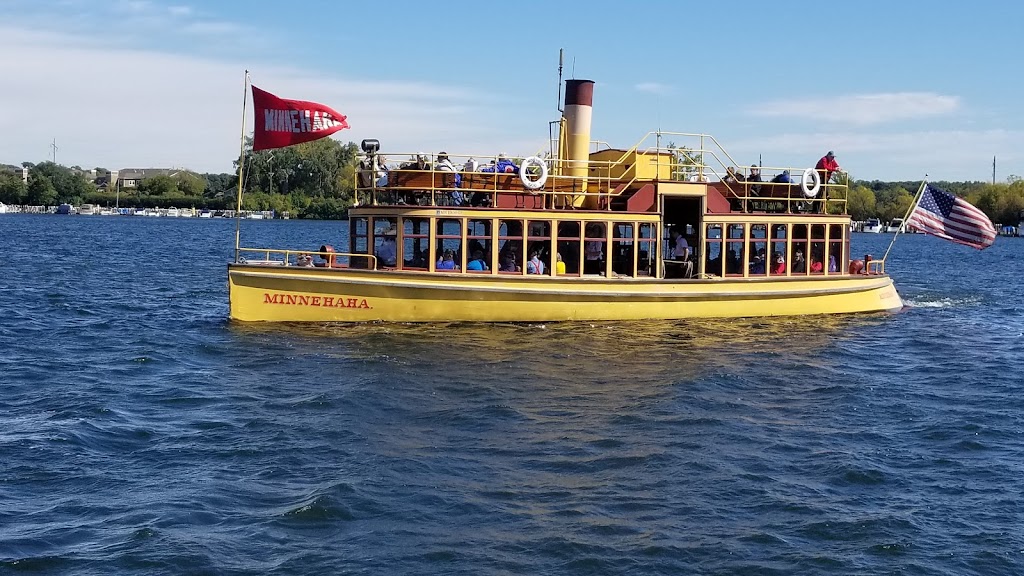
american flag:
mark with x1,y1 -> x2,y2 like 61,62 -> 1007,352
906,184 -> 996,250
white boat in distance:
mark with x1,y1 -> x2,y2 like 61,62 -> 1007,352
862,218 -> 883,233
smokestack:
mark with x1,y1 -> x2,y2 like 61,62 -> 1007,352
562,79 -> 594,208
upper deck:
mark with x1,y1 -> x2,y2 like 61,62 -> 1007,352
354,131 -> 849,218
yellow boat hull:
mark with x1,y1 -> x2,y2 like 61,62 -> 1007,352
228,265 -> 904,322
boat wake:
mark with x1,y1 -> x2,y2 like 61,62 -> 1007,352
903,296 -> 982,309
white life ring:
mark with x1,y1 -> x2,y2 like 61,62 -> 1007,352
520,156 -> 548,191
800,168 -> 821,198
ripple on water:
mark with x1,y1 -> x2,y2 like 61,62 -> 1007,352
1,218 -> 1023,575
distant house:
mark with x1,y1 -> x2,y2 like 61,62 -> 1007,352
1,164 -> 29,184
117,168 -> 181,189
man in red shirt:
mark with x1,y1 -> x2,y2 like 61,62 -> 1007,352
813,151 -> 842,213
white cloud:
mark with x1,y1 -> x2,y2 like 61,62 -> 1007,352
0,26 -> 545,173
116,0 -> 153,13
749,92 -> 961,125
634,82 -> 671,95
168,5 -> 192,17
181,21 -> 243,35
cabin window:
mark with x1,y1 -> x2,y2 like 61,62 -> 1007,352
790,224 -> 808,275
349,217 -> 370,269
467,218 -> 492,273
749,224 -> 767,277
556,221 -> 581,276
638,223 -> 657,277
401,217 -> 430,270
584,222 -> 607,276
771,224 -> 787,276
705,224 -> 723,277
611,222 -> 635,276
527,220 -> 551,275
497,219 -> 524,273
725,224 -> 744,276
435,218 -> 462,271
373,217 -> 398,269
810,224 -> 826,275
828,224 -> 845,274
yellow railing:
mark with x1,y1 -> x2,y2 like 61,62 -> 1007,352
236,247 -> 377,269
354,133 -> 849,215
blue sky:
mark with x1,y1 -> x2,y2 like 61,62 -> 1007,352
1,0 -> 1020,181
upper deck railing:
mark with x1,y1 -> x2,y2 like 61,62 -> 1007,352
354,131 -> 848,215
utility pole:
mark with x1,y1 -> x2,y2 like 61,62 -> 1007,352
50,139 -> 58,164
993,155 -> 996,185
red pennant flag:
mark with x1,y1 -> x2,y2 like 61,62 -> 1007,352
251,85 -> 349,151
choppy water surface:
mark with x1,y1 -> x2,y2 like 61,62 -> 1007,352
1,215 -> 1022,575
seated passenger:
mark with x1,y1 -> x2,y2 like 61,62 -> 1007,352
295,252 -> 313,267
723,166 -> 745,185
771,170 -> 792,184
376,233 -> 398,268
467,250 -> 489,271
499,253 -> 519,272
747,164 -> 763,195
499,241 -> 521,269
436,249 -> 459,270
771,252 -> 786,275
374,155 -> 389,187
750,249 -> 766,275
810,257 -> 824,273
828,254 -> 838,273
356,158 -> 374,188
399,154 -> 430,171
792,248 -> 807,273
435,151 -> 464,206
526,251 -> 545,274
584,240 -> 604,274
482,153 -> 519,174
555,252 -> 566,275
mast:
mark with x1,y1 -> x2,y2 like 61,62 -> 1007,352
233,70 -> 250,263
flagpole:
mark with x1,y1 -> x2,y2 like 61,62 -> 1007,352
234,70 -> 250,263
881,176 -> 928,263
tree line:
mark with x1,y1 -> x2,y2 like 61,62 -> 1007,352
0,137 -> 360,219
2,141 -> 1022,224
845,175 -> 1024,226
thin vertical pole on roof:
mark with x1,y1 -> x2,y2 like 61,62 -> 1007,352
234,70 -> 250,263
556,48 -> 564,113
881,176 -> 928,264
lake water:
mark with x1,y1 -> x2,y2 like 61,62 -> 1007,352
1,214 -> 1022,575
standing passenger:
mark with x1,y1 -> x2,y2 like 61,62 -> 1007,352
814,151 -> 842,213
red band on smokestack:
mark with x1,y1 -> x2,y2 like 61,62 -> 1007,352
565,80 -> 594,107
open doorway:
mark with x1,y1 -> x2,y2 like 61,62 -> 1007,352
661,196 -> 703,279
